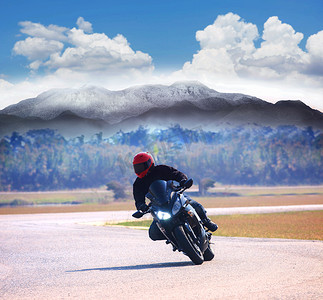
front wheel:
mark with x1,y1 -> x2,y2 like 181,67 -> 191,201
173,225 -> 204,265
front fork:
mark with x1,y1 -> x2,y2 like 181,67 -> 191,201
183,204 -> 209,253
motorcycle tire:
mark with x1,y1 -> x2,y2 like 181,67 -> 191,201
203,244 -> 215,261
174,225 -> 204,265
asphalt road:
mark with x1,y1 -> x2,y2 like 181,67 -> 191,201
0,211 -> 322,299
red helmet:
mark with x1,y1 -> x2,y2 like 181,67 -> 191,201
133,152 -> 154,178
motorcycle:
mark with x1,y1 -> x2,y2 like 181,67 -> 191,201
132,179 -> 214,265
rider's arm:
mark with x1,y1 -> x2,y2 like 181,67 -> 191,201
133,180 -> 147,210
158,165 -> 188,183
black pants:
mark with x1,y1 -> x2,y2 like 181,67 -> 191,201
148,199 -> 207,241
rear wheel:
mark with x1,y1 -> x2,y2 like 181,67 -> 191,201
173,225 -> 204,265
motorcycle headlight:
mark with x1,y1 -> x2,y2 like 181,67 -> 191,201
172,201 -> 181,215
157,211 -> 171,220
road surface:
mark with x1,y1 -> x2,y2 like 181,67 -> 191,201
0,210 -> 322,299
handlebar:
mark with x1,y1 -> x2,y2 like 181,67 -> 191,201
173,178 -> 193,194
132,203 -> 152,218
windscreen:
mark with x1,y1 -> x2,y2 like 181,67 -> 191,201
147,180 -> 171,206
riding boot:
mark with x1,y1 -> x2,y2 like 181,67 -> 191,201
202,218 -> 218,232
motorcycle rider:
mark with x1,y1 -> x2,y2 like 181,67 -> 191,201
133,152 -> 218,241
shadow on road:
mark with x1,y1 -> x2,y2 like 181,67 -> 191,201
67,261 -> 193,272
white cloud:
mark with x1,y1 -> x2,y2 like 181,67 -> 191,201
196,13 -> 258,53
0,79 -> 14,89
13,37 -> 64,60
44,29 -> 153,74
29,60 -> 42,70
180,13 -> 314,80
306,30 -> 323,57
13,18 -> 153,76
0,79 -> 36,109
240,16 -> 307,78
260,16 -> 304,53
175,13 -> 323,111
18,21 -> 68,41
305,30 -> 323,76
181,13 -> 258,79
76,17 -> 93,33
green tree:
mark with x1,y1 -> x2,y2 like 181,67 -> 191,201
199,178 -> 215,196
106,181 -> 127,200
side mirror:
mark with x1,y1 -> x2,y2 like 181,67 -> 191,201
184,178 -> 193,188
132,211 -> 144,219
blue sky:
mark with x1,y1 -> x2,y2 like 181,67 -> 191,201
0,0 -> 323,111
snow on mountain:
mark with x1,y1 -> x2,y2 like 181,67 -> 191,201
1,80 -> 322,138
1,81 -> 261,124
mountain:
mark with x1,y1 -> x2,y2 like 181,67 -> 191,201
0,81 -> 322,137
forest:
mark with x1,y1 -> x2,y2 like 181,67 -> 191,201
0,125 -> 322,191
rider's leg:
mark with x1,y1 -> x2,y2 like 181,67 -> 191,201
187,197 -> 218,232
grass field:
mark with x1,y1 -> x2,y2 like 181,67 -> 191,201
0,185 -> 322,215
0,189 -> 115,205
1,186 -> 322,241
112,211 -> 323,241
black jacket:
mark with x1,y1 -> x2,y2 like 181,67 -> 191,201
133,165 -> 187,210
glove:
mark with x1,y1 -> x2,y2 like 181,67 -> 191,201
179,179 -> 187,187
138,203 -> 149,212
180,178 -> 193,188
